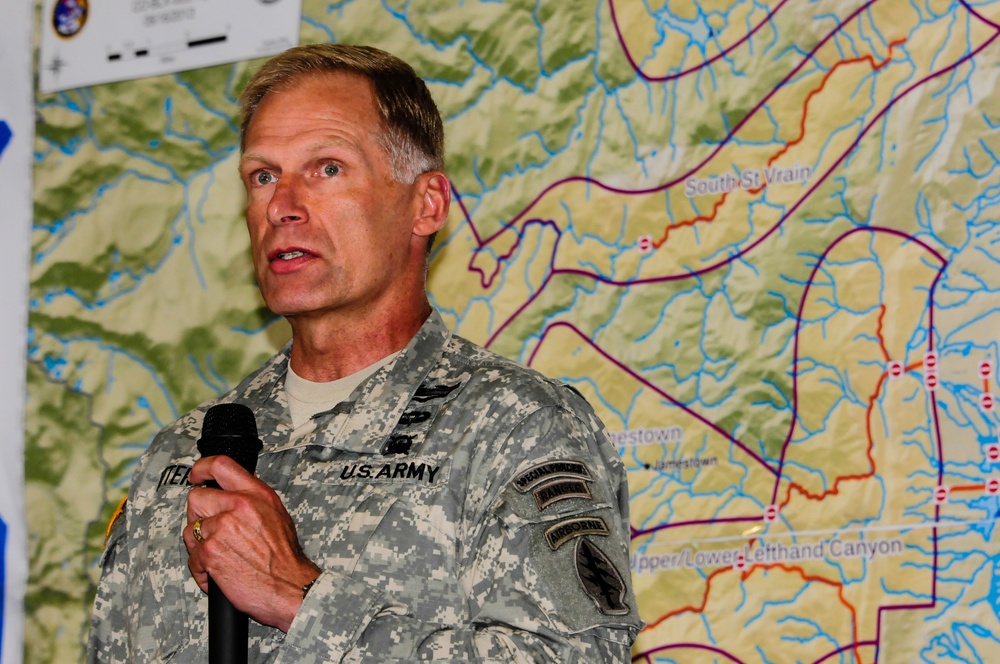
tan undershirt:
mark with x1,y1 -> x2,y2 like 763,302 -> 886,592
284,352 -> 399,438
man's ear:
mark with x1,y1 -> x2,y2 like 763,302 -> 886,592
412,171 -> 451,238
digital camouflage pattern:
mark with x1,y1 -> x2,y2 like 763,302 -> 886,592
88,310 -> 641,662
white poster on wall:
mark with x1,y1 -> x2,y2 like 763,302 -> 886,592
38,0 -> 302,93
0,1 -> 33,662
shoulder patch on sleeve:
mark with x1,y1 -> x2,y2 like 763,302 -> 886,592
103,497 -> 127,549
575,537 -> 631,615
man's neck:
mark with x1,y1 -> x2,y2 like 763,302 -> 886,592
286,301 -> 430,382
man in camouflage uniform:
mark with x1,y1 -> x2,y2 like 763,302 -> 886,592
89,43 -> 642,662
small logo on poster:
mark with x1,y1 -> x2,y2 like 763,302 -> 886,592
52,0 -> 88,39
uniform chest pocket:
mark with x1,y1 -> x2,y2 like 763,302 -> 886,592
291,483 -> 399,573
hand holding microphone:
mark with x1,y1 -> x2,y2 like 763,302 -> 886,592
184,404 -> 320,655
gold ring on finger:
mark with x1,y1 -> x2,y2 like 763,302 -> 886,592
192,519 -> 205,543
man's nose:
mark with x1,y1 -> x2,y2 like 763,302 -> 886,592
266,176 -> 307,225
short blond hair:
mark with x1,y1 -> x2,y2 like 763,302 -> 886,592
239,44 -> 444,184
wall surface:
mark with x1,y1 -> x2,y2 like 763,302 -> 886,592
25,0 -> 1000,662
1,1 -> 35,662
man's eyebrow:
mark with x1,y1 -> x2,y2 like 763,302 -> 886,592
239,151 -> 270,168
239,139 -> 362,169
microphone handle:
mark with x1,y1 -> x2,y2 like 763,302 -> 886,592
204,478 -> 249,664
209,578 -> 249,664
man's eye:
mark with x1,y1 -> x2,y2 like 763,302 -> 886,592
254,172 -> 274,185
322,163 -> 341,177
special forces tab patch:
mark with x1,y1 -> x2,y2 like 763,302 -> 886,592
543,516 -> 609,550
575,538 -> 630,616
514,460 -> 593,493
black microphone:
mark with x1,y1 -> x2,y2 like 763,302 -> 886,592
197,403 -> 264,664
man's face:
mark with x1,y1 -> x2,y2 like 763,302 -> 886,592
239,72 -> 424,323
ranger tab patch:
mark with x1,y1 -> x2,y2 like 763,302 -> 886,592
543,516 -> 609,550
514,460 -> 592,493
575,538 -> 630,615
532,478 -> 592,510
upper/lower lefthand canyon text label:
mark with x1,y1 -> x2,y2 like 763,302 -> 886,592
685,163 -> 812,198
632,537 -> 905,574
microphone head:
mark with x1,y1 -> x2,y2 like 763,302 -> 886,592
197,403 -> 263,474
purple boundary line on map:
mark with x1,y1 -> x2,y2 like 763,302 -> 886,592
632,643 -> 749,664
526,320 -> 780,479
607,0 -> 792,83
632,643 -> 746,664
762,227 -> 947,664
456,0 -> 881,288
959,0 -> 1000,30
631,515 -> 762,540
812,640 -> 879,664
770,225 -> 948,505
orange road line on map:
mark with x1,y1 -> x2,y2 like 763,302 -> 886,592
653,191 -> 731,247
949,484 -> 985,492
653,38 -> 907,250
641,562 -> 862,663
906,361 -> 923,373
779,370 -> 886,509
765,39 -> 906,168
754,563 -> 862,664
875,305 -> 890,362
641,566 -> 730,630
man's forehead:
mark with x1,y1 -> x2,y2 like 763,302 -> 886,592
259,70 -> 375,110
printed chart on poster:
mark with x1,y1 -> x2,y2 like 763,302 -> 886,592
39,0 -> 302,93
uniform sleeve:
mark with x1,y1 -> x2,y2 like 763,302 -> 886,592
87,505 -> 130,663
276,397 -> 642,663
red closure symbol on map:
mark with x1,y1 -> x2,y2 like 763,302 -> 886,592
934,486 -> 949,504
888,361 -> 903,379
733,552 -> 747,572
986,478 -> 1000,496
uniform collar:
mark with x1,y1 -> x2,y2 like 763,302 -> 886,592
245,309 -> 453,455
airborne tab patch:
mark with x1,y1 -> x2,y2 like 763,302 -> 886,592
543,516 -> 609,550
514,460 -> 592,493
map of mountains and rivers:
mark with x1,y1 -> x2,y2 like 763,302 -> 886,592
25,0 -> 1000,661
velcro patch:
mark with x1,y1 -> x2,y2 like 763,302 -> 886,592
575,538 -> 630,615
532,478 -> 592,510
543,516 -> 609,550
514,460 -> 592,493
